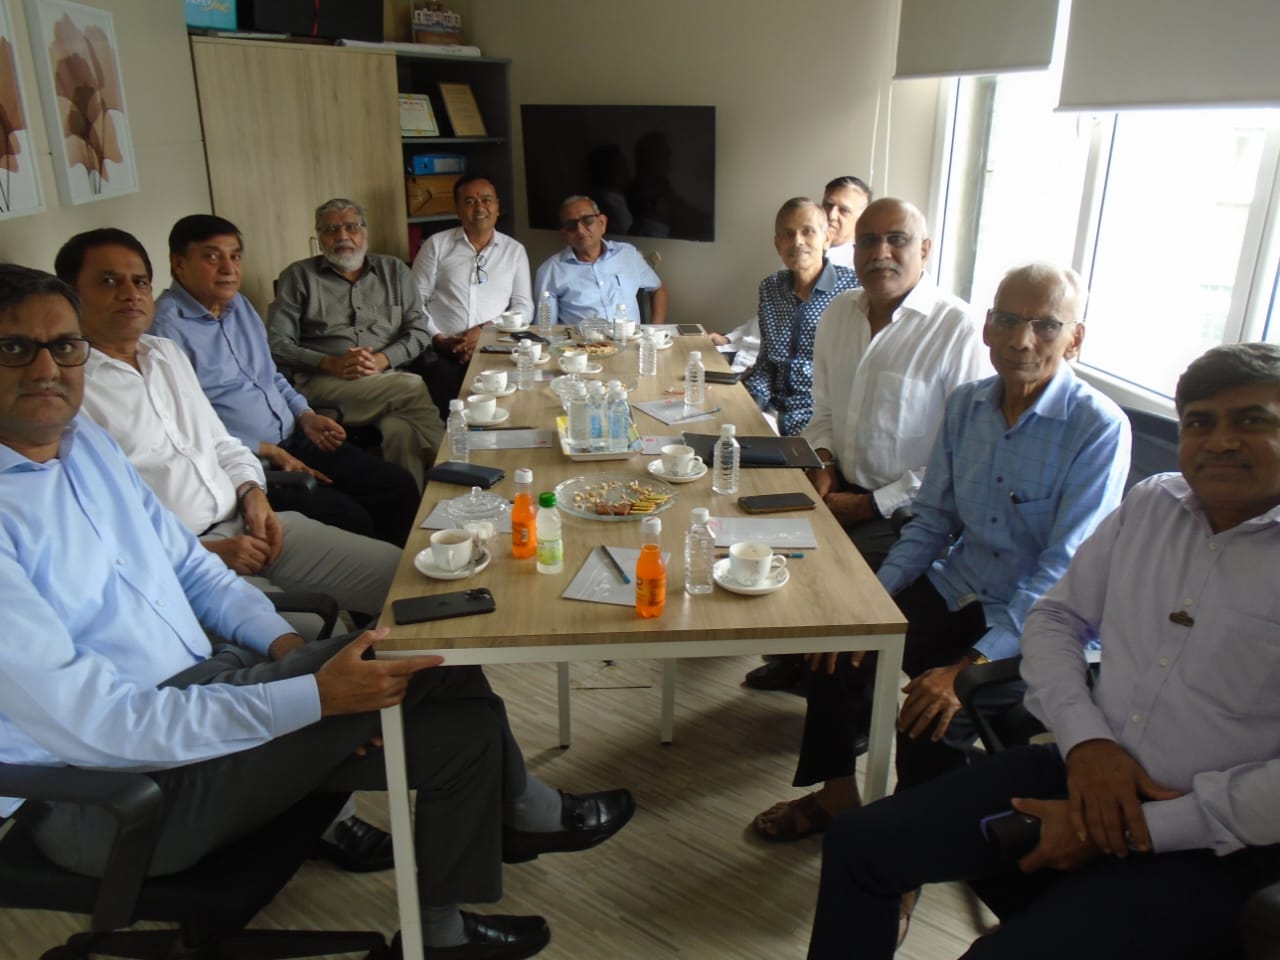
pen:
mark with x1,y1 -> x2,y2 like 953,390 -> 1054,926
670,406 -> 722,424
716,552 -> 806,559
470,425 -> 535,431
599,544 -> 631,584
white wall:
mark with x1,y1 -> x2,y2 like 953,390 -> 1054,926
469,0 -> 943,328
0,0 -> 209,288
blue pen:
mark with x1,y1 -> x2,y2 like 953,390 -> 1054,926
784,552 -> 806,559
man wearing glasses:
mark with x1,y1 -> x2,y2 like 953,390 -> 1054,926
533,195 -> 667,326
411,175 -> 532,416
268,198 -> 444,492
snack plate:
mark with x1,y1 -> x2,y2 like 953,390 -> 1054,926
552,339 -> 618,358
553,471 -> 677,521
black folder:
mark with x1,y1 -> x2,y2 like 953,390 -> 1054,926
681,433 -> 823,469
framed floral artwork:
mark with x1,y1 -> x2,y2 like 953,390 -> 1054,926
0,0 -> 43,219
24,0 -> 136,205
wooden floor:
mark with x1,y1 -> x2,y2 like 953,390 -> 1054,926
0,656 -> 995,959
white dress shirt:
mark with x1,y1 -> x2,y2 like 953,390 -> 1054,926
411,227 -> 533,337
802,274 -> 988,516
827,242 -> 854,270
82,335 -> 266,534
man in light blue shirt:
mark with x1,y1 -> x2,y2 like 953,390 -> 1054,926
755,263 -> 1129,842
533,195 -> 667,325
0,264 -> 635,957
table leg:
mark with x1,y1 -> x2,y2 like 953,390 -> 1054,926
557,661 -> 571,748
660,659 -> 676,744
863,633 -> 904,802
381,703 -> 424,960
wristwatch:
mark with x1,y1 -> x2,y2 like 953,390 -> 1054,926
966,649 -> 991,665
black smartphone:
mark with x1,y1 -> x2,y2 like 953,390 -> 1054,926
704,369 -> 745,385
392,588 -> 496,625
676,323 -> 702,335
979,810 -> 1041,859
427,461 -> 505,488
480,344 -> 515,354
738,492 -> 817,514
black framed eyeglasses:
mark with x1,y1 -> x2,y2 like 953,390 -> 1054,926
472,250 -> 489,286
0,336 -> 92,368
317,221 -> 366,236
986,309 -> 1074,341
559,213 -> 603,232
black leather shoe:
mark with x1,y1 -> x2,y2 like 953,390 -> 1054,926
743,656 -> 805,691
389,913 -> 551,959
502,788 -> 635,863
313,814 -> 394,872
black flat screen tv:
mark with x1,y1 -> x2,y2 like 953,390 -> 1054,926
521,104 -> 715,243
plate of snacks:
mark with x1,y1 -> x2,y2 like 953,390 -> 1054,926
554,339 -> 618,358
553,472 -> 677,521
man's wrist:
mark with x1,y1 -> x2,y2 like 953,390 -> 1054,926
236,481 -> 266,510
965,648 -> 991,665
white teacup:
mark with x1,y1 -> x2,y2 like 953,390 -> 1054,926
430,528 -> 474,572
660,443 -> 701,477
523,341 -> 543,361
474,368 -> 508,393
559,350 -> 589,373
651,328 -> 673,348
613,318 -> 637,340
497,311 -> 524,330
466,393 -> 497,422
728,541 -> 788,587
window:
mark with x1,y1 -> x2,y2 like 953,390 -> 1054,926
935,72 -> 1280,402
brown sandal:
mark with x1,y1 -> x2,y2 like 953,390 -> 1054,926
751,792 -> 834,842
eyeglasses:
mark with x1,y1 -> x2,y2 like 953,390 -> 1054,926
854,232 -> 914,250
986,309 -> 1075,341
318,221 -> 366,236
0,336 -> 92,368
559,213 -> 603,232
472,250 -> 489,286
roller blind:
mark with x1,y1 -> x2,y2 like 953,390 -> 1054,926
1059,0 -> 1280,109
894,0 -> 1060,79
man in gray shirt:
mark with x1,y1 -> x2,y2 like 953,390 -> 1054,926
268,198 -> 444,491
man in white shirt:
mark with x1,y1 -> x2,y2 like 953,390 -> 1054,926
411,174 -> 532,415
821,175 -> 872,270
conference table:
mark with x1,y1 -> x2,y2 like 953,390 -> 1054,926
376,325 -> 906,959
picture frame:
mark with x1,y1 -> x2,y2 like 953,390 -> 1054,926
438,81 -> 486,137
24,0 -> 137,205
399,93 -> 439,137
0,0 -> 43,220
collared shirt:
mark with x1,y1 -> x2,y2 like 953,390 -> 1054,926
533,239 -> 661,325
411,227 -> 533,337
802,275 -> 988,516
1023,475 -> 1280,856
0,417 -> 315,815
878,366 -> 1131,660
827,242 -> 854,269
267,253 -> 431,372
743,262 -> 859,436
153,284 -> 309,449
82,336 -> 266,534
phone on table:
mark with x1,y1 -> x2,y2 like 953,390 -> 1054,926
737,492 -> 817,514
392,588 -> 496,625
676,323 -> 703,336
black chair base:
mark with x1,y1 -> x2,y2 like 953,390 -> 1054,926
42,927 -> 389,960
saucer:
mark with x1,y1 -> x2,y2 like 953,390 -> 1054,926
646,458 -> 708,484
495,322 -> 530,334
414,546 -> 492,580
655,338 -> 674,350
464,407 -> 510,426
510,353 -> 552,366
712,557 -> 790,596
559,362 -> 604,375
470,382 -> 517,397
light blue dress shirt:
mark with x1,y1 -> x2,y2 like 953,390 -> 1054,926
1024,474 -> 1280,856
0,417 -> 319,815
153,284 -> 310,449
533,239 -> 661,325
878,365 -> 1131,660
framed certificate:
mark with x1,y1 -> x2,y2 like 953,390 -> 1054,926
399,94 -> 439,137
438,82 -> 486,137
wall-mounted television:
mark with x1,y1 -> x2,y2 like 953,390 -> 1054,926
520,105 -> 715,243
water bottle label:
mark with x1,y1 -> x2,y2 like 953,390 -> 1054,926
537,536 -> 563,567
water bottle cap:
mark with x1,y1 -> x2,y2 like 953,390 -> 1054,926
691,507 -> 710,523
538,492 -> 557,507
720,423 -> 736,437
449,398 -> 465,411
642,516 -> 661,534
689,350 -> 701,361
515,467 -> 532,483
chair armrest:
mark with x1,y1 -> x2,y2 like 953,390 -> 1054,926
0,763 -> 163,931
270,591 -> 340,640
955,656 -> 1025,754
265,469 -> 317,496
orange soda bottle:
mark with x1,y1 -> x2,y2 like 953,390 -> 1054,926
511,467 -> 536,559
635,517 -> 666,618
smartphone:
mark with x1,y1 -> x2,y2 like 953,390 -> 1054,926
737,492 -> 817,514
676,323 -> 702,335
704,369 -> 745,385
979,810 -> 1041,859
480,344 -> 515,354
392,588 -> 496,625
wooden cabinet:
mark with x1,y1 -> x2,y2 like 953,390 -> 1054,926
190,38 -> 408,314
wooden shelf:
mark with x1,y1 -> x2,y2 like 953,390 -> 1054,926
402,136 -> 506,145
408,214 -> 460,224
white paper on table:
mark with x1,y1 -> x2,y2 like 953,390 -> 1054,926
419,502 -> 514,533
710,517 -> 818,549
632,397 -> 717,426
640,434 -> 685,455
562,546 -> 672,606
467,429 -> 555,450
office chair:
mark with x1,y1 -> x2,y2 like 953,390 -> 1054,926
0,592 -> 390,960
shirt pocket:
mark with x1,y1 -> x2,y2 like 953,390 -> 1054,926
1010,494 -> 1057,544
1182,609 -> 1280,719
871,372 -> 929,439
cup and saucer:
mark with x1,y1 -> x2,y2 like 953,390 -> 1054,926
647,444 -> 707,483
713,558 -> 789,595
470,380 -> 517,397
647,459 -> 707,484
713,542 -> 791,596
495,311 -> 529,334
464,407 -> 511,427
510,352 -> 551,367
414,545 -> 492,580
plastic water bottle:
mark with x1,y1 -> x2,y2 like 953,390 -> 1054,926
613,302 -> 630,340
567,381 -> 590,451
684,507 -> 715,596
535,492 -> 563,574
606,380 -> 630,452
638,328 -> 658,377
684,350 -> 706,409
635,516 -> 666,618
586,380 -> 607,451
537,290 -> 556,328
447,398 -> 469,463
511,467 -> 536,559
712,423 -> 740,495
515,339 -> 535,391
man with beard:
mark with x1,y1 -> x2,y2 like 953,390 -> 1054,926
268,198 -> 444,491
